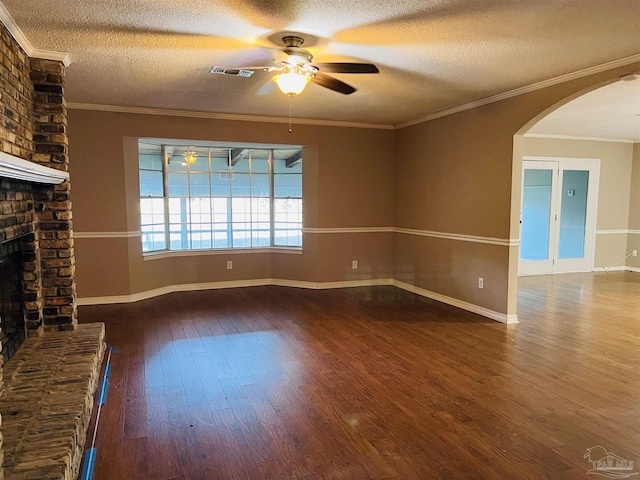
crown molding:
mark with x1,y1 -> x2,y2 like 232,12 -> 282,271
0,2 -> 71,66
31,48 -> 71,67
524,133 -> 637,144
395,54 -> 640,129
66,103 -> 394,130
0,2 -> 29,53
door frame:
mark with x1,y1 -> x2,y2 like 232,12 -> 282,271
519,156 -> 600,276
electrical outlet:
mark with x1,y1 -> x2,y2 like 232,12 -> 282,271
352,260 -> 358,269
633,250 -> 638,257
478,277 -> 484,289
226,260 -> 233,270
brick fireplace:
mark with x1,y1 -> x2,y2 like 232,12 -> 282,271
0,29 -> 77,336
0,18 -> 102,480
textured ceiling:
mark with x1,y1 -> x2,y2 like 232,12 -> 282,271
528,77 -> 640,141
3,0 -> 640,126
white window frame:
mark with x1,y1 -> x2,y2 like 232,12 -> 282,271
139,142 -> 303,255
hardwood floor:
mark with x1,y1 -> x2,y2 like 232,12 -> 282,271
78,272 -> 640,479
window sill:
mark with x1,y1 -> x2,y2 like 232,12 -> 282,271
143,247 -> 303,261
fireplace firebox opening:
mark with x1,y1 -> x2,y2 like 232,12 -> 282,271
0,237 -> 26,363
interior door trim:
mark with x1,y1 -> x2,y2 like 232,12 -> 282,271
519,156 -> 600,276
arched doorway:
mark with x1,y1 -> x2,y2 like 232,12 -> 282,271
508,69 -> 640,321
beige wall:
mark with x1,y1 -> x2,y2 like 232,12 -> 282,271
69,60 -> 640,320
522,137 -> 634,268
394,235 -> 509,314
393,104 -> 520,318
627,144 -> 640,270
393,61 -> 640,319
68,110 -> 395,299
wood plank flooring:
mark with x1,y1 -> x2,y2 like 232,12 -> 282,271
78,272 -> 640,479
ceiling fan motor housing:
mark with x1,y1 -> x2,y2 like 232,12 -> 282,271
280,36 -> 314,66
282,36 -> 305,48
281,47 -> 313,65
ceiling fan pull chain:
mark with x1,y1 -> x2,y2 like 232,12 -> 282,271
289,94 -> 293,134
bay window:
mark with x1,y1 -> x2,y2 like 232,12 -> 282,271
139,141 -> 302,253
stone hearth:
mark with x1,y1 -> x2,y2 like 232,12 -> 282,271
0,323 -> 105,480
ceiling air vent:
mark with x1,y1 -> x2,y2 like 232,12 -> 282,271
210,66 -> 254,78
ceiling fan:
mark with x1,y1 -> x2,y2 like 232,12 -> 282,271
210,35 -> 379,96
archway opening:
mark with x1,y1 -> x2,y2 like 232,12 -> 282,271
509,73 -> 640,322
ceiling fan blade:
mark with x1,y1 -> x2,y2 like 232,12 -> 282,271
315,63 -> 379,74
311,72 -> 356,95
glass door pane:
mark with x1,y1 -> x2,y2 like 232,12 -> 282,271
558,170 -> 589,259
521,169 -> 554,261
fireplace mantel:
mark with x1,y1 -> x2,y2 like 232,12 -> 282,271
0,151 -> 68,185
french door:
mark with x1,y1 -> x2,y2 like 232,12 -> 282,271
519,157 -> 599,276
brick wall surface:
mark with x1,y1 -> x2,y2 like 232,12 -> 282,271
0,20 -> 37,480
0,19 -> 77,480
30,59 -> 77,330
0,27 -> 33,160
0,26 -> 43,341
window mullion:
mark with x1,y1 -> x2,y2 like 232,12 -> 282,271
185,159 -> 191,249
227,149 -> 233,247
208,148 -> 213,249
269,149 -> 275,247
162,145 -> 170,251
248,150 -> 253,247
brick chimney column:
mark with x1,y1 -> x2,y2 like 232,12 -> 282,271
29,59 -> 77,331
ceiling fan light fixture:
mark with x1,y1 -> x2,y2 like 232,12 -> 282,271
182,150 -> 198,165
273,71 -> 311,95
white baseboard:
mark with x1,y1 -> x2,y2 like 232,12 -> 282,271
270,278 -> 393,289
593,266 -> 639,273
593,266 -> 626,272
77,278 -> 393,305
391,280 -> 518,324
78,277 -> 515,324
77,279 -> 273,305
